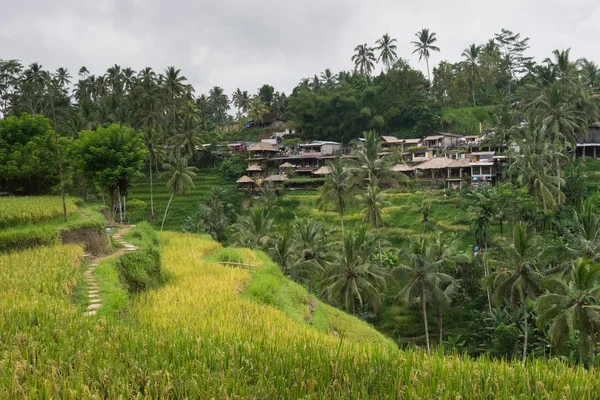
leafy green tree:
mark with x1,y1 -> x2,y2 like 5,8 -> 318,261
321,226 -> 388,314
257,84 -> 275,109
376,34 -> 398,72
536,259 -> 600,367
317,157 -> 355,236
351,44 -> 376,76
411,28 -> 440,82
0,113 -> 63,195
160,156 -> 198,231
486,222 -> 543,362
72,124 -> 145,222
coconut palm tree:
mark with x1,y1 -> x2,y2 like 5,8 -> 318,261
360,183 -> 391,261
140,128 -> 164,220
317,157 -> 355,236
174,115 -> 204,158
231,206 -> 274,249
462,44 -> 482,107
55,67 -> 72,90
411,28 -> 440,83
319,68 -> 338,89
232,88 -> 251,112
321,226 -> 388,314
247,96 -> 268,123
351,130 -> 404,187
160,156 -> 198,231
545,48 -> 578,85
579,58 -> 599,91
351,44 -> 376,76
508,124 -> 564,211
567,202 -> 600,260
485,222 -> 543,362
536,259 -> 600,367
162,66 -> 188,136
395,236 -> 456,353
208,86 -> 230,123
292,217 -> 330,272
195,186 -> 233,242
376,34 -> 398,72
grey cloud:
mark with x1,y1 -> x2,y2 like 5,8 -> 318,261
1,0 -> 599,99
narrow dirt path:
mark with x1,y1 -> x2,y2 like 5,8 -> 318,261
83,225 -> 136,317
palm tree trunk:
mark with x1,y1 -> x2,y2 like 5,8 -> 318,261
117,190 -> 123,224
149,160 -> 155,221
472,74 -> 476,107
161,191 -> 175,231
422,289 -> 430,354
522,305 -> 528,363
426,57 -> 431,83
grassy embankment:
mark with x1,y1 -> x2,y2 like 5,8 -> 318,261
0,196 -> 106,253
0,231 -> 598,398
127,169 -> 233,231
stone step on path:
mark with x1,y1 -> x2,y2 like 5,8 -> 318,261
82,225 -> 136,317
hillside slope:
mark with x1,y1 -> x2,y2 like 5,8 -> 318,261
1,231 -> 598,398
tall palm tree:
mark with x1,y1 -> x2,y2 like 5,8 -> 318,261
160,156 -> 198,231
462,43 -> 482,107
411,28 -> 440,83
567,202 -> 600,260
106,64 -> 123,94
55,67 -> 72,89
376,33 -> 398,72
579,58 -> 599,91
232,88 -> 251,112
360,183 -> 390,261
545,48 -> 577,84
292,217 -> 330,273
508,124 -> 564,211
321,227 -> 388,314
162,67 -> 188,136
486,222 -> 543,362
208,86 -> 230,123
247,97 -> 268,123
231,206 -> 274,249
395,235 -> 457,353
317,157 -> 355,236
351,44 -> 376,76
351,130 -> 402,187
536,259 -> 600,367
193,186 -> 233,242
319,68 -> 338,89
174,115 -> 204,157
141,128 -> 164,220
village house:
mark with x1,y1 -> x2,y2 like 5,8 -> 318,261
575,122 -> 600,159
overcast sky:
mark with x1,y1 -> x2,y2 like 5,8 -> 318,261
2,0 -> 599,98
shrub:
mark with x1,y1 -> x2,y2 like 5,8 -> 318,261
118,222 -> 164,293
